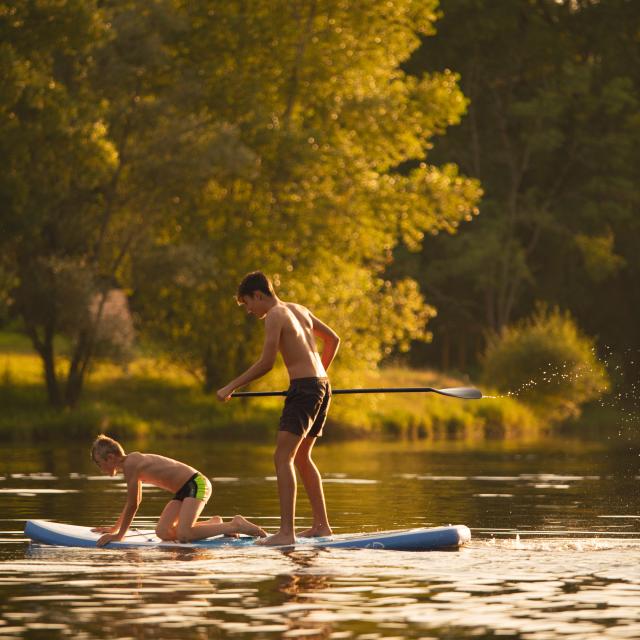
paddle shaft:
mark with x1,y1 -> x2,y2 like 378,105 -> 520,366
232,386 -> 482,399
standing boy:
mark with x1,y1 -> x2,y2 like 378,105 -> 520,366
217,271 -> 340,546
91,435 -> 266,546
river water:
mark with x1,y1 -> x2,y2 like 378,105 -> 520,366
1,438 -> 639,639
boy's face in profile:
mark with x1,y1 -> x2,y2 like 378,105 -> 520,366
239,293 -> 268,319
94,453 -> 118,477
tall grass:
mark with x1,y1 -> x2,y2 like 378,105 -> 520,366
329,366 -> 539,441
0,339 -> 278,441
1,331 -> 542,441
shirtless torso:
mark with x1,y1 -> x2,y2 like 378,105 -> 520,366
217,293 -> 339,399
122,452 -> 198,493
269,302 -> 326,380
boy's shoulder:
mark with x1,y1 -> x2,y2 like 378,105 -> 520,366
266,301 -> 313,328
122,451 -> 145,473
267,301 -> 303,319
282,301 -> 311,316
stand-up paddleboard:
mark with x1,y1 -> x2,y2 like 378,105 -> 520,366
24,520 -> 470,551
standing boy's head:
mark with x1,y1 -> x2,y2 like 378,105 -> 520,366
91,435 -> 125,476
236,271 -> 275,301
236,271 -> 277,319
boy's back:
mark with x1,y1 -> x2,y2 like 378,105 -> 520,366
273,302 -> 327,380
123,452 -> 197,494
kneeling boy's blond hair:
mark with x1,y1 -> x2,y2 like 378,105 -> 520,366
91,434 -> 125,463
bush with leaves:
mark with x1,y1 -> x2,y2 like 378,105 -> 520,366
481,306 -> 609,422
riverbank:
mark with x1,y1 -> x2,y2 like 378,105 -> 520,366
1,331 -> 540,441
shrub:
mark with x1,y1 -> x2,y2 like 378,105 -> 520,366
472,395 -> 539,439
481,306 -> 609,422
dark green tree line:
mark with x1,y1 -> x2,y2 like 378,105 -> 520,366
401,0 -> 640,376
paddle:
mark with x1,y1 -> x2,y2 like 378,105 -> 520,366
232,386 -> 482,400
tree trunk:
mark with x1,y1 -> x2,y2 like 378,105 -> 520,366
24,317 -> 63,409
64,370 -> 85,408
202,345 -> 220,394
64,290 -> 109,408
42,334 -> 62,409
64,331 -> 90,408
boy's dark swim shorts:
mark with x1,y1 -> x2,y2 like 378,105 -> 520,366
173,472 -> 212,502
279,377 -> 331,438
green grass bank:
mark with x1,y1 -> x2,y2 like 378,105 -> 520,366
1,331 -> 541,442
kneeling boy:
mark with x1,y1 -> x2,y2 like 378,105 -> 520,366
90,435 -> 266,546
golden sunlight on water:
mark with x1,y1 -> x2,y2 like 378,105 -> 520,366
1,439 -> 639,639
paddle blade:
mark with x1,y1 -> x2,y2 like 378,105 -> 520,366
436,387 -> 483,400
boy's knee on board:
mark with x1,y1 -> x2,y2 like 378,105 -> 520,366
155,524 -> 175,540
176,523 -> 196,542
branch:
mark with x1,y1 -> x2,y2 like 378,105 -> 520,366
281,0 -> 318,131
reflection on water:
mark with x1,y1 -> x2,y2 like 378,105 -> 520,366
1,439 -> 639,639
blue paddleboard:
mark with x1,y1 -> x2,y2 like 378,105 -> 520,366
24,519 -> 470,551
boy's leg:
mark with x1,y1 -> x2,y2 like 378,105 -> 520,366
175,499 -> 266,542
295,437 -> 332,538
155,500 -> 183,540
295,381 -> 332,537
257,430 -> 304,546
175,498 -> 210,541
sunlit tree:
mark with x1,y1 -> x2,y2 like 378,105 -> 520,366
0,0 -> 203,406
1,0 -> 481,404
135,0 -> 481,390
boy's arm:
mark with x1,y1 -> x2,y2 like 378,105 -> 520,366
92,512 -> 123,534
110,480 -> 140,531
311,314 -> 340,371
216,310 -> 282,401
96,472 -> 142,547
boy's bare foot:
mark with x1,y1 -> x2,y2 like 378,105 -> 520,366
230,515 -> 267,538
297,525 -> 332,538
255,530 -> 296,546
205,515 -> 238,536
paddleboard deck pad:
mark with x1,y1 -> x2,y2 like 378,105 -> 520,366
25,520 -> 470,551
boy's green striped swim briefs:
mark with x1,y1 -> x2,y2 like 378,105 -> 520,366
173,472 -> 211,502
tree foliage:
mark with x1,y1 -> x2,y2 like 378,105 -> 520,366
402,0 -> 640,377
1,0 -> 205,405
1,0 -> 115,406
132,0 -> 481,391
481,306 -> 609,422
1,0 -> 480,404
